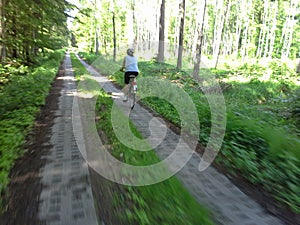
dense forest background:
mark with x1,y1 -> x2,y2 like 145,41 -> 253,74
0,0 -> 71,64
69,0 -> 300,68
0,0 -> 299,67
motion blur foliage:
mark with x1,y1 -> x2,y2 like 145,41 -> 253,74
0,50 -> 65,206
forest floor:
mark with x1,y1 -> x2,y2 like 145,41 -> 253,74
0,54 -> 298,225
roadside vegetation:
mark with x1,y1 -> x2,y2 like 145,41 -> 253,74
0,50 -> 65,207
70,53 -> 214,225
78,52 -> 300,214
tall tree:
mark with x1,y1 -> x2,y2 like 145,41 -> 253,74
177,0 -> 186,69
256,0 -> 269,58
192,0 -> 207,83
93,0 -> 100,54
266,1 -> 278,58
112,10 -> 117,61
0,0 -> 7,62
214,0 -> 230,68
281,0 -> 298,59
158,0 -> 165,62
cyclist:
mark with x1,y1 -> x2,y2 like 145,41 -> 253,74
120,48 -> 139,102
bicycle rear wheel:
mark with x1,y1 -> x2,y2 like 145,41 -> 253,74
128,85 -> 136,110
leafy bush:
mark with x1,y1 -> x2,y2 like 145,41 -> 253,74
0,49 -> 65,196
269,60 -> 298,80
78,52 -> 121,76
288,89 -> 300,125
149,62 -> 300,213
234,63 -> 267,78
0,60 -> 29,88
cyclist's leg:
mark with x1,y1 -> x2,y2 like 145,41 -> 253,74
123,85 -> 129,101
128,79 -> 135,109
132,72 -> 138,92
123,72 -> 130,101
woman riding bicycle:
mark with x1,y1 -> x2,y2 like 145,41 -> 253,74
121,48 -> 139,102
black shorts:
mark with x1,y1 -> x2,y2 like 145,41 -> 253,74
124,71 -> 139,84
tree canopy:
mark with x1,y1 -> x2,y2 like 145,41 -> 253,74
0,0 -> 73,63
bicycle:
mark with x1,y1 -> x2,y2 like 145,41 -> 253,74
127,75 -> 137,110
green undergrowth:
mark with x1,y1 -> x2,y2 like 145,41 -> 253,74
0,49 -> 65,206
78,52 -> 121,76
95,91 -> 213,224
70,52 -> 214,225
79,52 -> 300,214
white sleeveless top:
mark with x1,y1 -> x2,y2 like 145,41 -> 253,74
125,55 -> 139,72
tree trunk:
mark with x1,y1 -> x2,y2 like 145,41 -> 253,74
281,0 -> 297,59
214,0 -> 230,69
192,0 -> 207,83
11,14 -> 18,59
95,28 -> 99,54
89,17 -> 93,53
131,0 -> 137,44
234,20 -> 242,57
256,26 -> 263,57
267,2 -> 278,58
94,0 -> 99,54
0,0 -> 7,62
112,11 -> 116,62
296,60 -> 300,74
177,0 -> 185,69
257,0 -> 269,58
241,20 -> 249,59
158,0 -> 165,62
263,2 -> 272,58
212,1 -> 220,57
